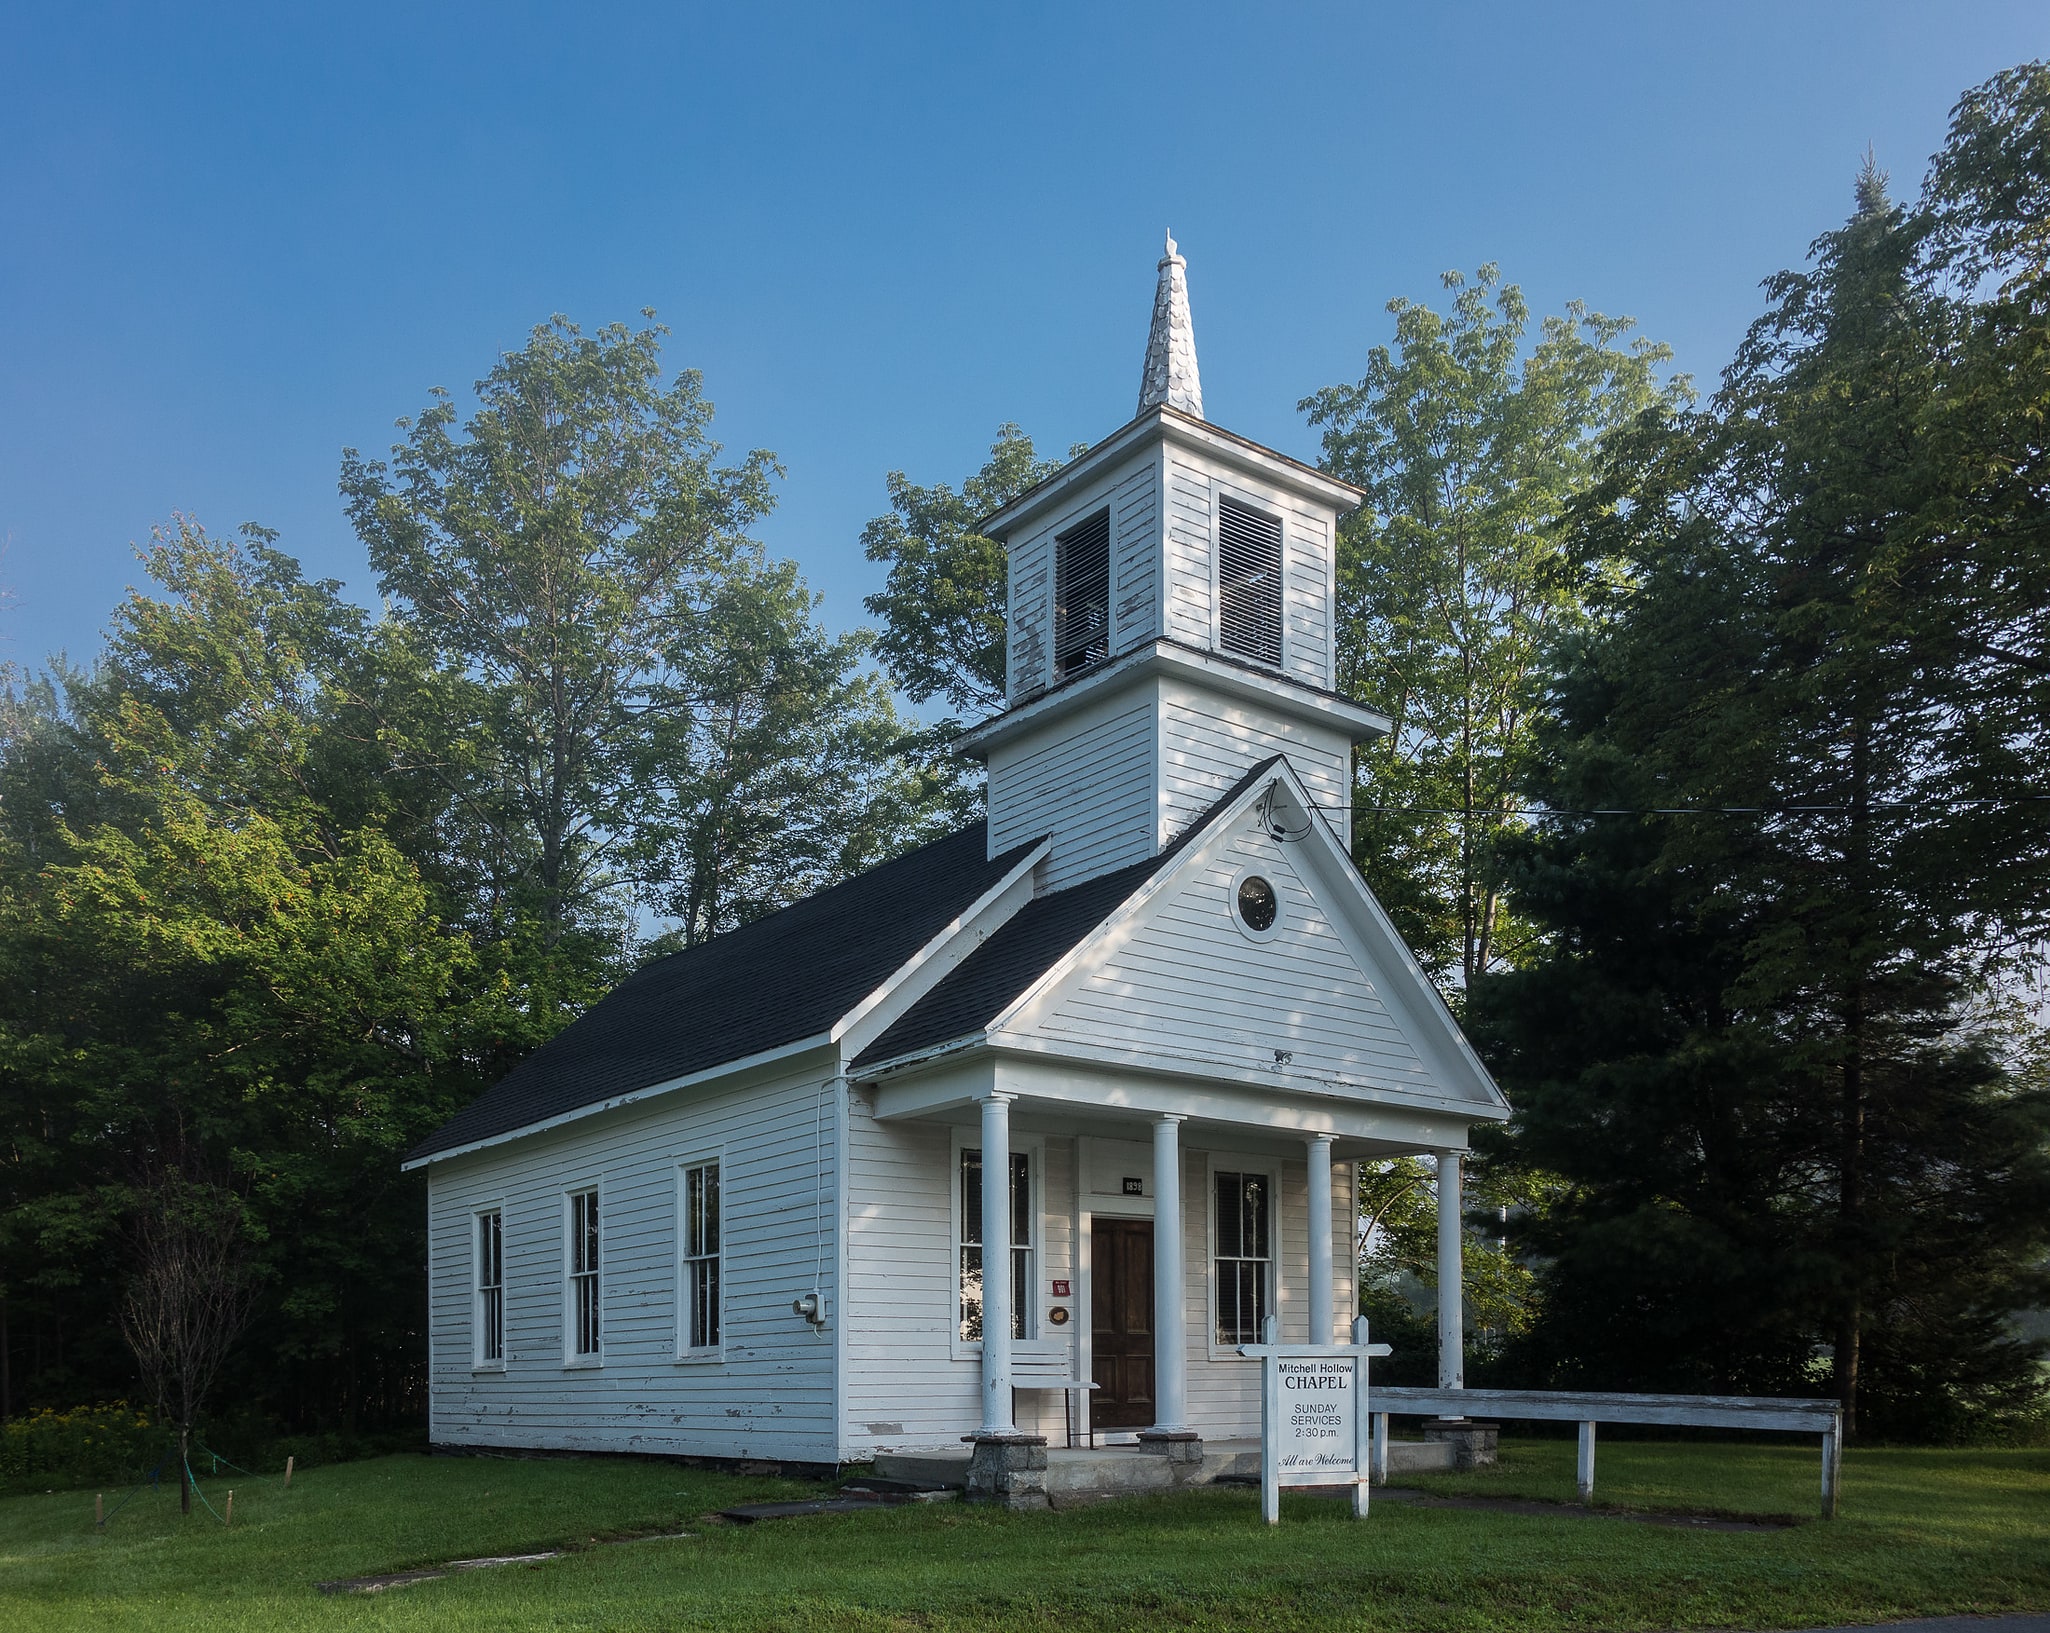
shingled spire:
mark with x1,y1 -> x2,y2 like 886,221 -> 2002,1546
1137,230 -> 1203,420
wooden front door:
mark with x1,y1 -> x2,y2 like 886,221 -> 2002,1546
1091,1219 -> 1155,1428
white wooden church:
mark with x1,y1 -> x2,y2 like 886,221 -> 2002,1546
406,237 -> 1510,1487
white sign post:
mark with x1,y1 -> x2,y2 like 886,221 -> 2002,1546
1237,1315 -> 1391,1524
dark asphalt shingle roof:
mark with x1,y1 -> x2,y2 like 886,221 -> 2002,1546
409,822 -> 1038,1162
852,756 -> 1283,1070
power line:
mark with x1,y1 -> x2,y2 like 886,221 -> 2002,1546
1323,794 -> 2050,819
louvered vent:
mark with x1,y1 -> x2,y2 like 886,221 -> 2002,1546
1217,497 -> 1283,667
1054,508 -> 1111,679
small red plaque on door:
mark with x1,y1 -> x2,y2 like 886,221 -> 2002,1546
1051,1279 -> 1071,1297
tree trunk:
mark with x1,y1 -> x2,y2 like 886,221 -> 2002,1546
1835,714 -> 1872,1437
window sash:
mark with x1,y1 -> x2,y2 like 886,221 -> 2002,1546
958,1148 -> 1032,1343
683,1163 -> 721,1350
476,1210 -> 503,1364
1214,1170 -> 1272,1346
568,1190 -> 601,1358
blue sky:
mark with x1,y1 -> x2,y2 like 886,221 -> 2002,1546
3,2 -> 2045,673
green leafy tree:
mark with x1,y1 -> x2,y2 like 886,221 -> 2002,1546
0,522 -> 480,1427
861,425 -> 1075,721
1477,74 -> 2050,1438
1356,1156 -> 1547,1384
341,314 -> 780,961
1302,270 -> 1688,989
630,553 -> 961,947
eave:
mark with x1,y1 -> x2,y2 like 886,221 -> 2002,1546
976,406 -> 1364,539
954,639 -> 1390,761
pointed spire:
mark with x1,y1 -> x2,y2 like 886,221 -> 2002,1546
1138,229 -> 1203,420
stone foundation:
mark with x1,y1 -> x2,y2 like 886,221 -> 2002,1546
1135,1429 -> 1206,1485
1421,1418 -> 1499,1469
963,1434 -> 1050,1510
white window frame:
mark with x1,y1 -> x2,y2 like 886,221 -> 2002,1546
1206,1153 -> 1283,1362
1208,476 -> 1289,674
472,1203 -> 506,1371
675,1152 -> 725,1362
949,1128 -> 1045,1360
1227,859 -> 1287,944
562,1184 -> 604,1368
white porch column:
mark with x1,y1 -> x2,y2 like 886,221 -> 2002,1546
1306,1134 -> 1336,1345
1435,1148 -> 1464,1390
1151,1114 -> 1189,1432
978,1092 -> 1017,1436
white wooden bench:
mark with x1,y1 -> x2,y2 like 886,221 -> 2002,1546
1010,1348 -> 1099,1447
1368,1385 -> 1845,1517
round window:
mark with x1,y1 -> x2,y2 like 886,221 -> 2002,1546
1236,875 -> 1278,933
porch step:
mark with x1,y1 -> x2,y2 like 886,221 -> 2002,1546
869,1436 -> 1454,1495
868,1449 -> 970,1488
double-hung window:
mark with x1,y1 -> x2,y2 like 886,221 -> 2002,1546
1214,1169 -> 1272,1345
474,1209 -> 503,1366
681,1161 -> 721,1353
958,1147 -> 1032,1342
566,1189 -> 601,1361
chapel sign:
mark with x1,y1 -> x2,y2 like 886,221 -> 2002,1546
1238,1316 -> 1390,1524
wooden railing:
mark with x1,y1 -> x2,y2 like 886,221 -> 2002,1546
1368,1386 -> 1845,1518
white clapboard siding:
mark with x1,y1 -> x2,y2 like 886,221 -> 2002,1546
1110,462 -> 1161,655
426,1061 -> 840,1464
986,697 -> 1156,890
1283,501 -> 1334,692
1007,524 -> 1053,703
841,1111 -> 1078,1450
1164,455 -> 1214,648
1159,688 -> 1352,850
1026,817 -> 1440,1096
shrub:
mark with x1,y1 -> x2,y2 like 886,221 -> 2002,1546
0,1403 -> 167,1491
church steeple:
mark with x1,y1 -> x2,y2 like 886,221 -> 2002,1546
1137,231 -> 1203,419
968,238 -> 1382,889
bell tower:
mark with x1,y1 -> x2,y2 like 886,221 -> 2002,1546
961,235 -> 1387,892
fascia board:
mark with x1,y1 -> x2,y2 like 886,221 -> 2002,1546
978,409 -> 1363,538
1287,793 -> 1514,1115
829,837 -> 1050,1055
987,1032 -> 1504,1125
1153,410 -> 1365,511
852,1031 -> 989,1083
956,641 -> 1388,761
977,413 -> 1164,537
990,1050 -> 1480,1149
399,1033 -> 839,1170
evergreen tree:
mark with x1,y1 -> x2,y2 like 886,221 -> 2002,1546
1477,73 -> 2050,1437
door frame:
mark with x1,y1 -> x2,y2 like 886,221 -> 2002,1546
1086,1214 -> 1159,1431
1076,1134 -> 1159,1441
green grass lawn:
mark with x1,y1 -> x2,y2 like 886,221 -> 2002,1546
1,1439 -> 2045,1632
